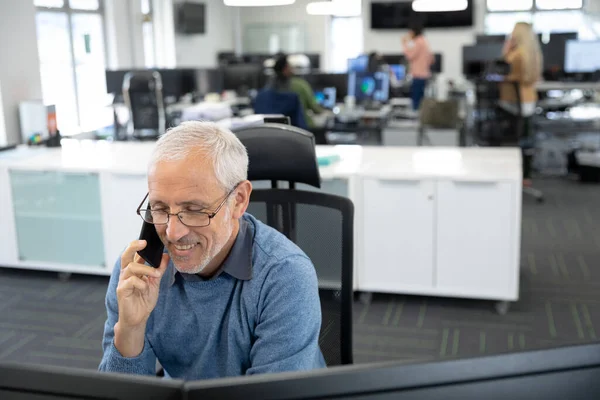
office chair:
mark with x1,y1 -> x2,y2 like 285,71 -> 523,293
253,89 -> 308,130
473,79 -> 544,203
122,71 -> 166,140
233,123 -> 354,366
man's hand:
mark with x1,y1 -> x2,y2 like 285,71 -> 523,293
114,240 -> 169,357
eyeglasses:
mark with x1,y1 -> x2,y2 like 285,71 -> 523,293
136,184 -> 239,228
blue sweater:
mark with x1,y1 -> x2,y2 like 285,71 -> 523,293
99,214 -> 326,380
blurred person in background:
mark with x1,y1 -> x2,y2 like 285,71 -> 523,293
402,19 -> 434,111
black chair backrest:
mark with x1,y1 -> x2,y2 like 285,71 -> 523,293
233,123 -> 321,189
248,189 -> 354,366
122,71 -> 166,136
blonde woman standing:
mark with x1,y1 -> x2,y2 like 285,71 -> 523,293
500,22 -> 543,118
500,22 -> 543,186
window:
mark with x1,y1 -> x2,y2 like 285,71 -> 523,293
487,0 -> 532,12
34,0 -> 111,136
535,0 -> 583,11
485,0 -> 587,36
141,0 -> 156,68
330,17 -> 363,73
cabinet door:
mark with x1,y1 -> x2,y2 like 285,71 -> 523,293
100,173 -> 148,269
435,180 -> 516,299
0,168 -> 18,265
361,179 -> 435,292
10,170 -> 105,267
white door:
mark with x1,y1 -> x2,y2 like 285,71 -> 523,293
435,180 -> 517,299
361,179 -> 435,293
100,173 -> 148,270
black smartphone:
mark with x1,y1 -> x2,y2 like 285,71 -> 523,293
137,221 -> 164,268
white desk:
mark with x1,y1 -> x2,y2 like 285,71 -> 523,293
0,142 -> 522,305
537,81 -> 600,91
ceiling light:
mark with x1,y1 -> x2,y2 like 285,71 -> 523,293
224,0 -> 295,6
412,0 -> 468,12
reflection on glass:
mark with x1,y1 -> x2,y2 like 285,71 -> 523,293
35,12 -> 79,136
34,0 -> 65,7
71,13 -> 111,132
69,0 -> 99,10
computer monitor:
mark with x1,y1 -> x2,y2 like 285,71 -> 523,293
0,362 -> 183,400
221,64 -> 263,94
195,68 -> 224,95
315,87 -> 336,109
565,40 -> 600,73
348,71 -> 390,103
476,34 -> 506,44
432,53 -> 443,74
541,32 -> 577,76
389,64 -> 406,81
381,54 -> 406,65
185,343 -> 600,399
308,73 -> 348,101
347,55 -> 369,73
462,43 -> 504,77
105,69 -> 134,94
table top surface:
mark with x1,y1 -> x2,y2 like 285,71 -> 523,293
0,140 -> 521,181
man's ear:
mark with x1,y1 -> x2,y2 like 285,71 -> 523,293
232,180 -> 252,219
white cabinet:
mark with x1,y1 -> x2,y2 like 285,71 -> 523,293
361,179 -> 435,292
359,177 -> 520,302
0,168 -> 18,266
436,180 -> 518,300
100,173 -> 148,270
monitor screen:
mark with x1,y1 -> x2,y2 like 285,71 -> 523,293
565,40 -> 600,73
347,55 -> 369,73
221,64 -> 263,93
315,87 -> 336,109
308,73 -> 348,101
348,71 -> 390,103
389,64 -> 406,81
185,343 -> 600,400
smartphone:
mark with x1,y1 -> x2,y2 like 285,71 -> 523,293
137,221 -> 164,268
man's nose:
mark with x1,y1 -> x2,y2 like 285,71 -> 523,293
165,215 -> 190,242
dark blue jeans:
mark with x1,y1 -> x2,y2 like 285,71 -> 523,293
411,78 -> 427,110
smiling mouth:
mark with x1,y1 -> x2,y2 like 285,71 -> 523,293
174,243 -> 196,251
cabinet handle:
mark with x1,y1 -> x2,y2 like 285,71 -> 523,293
428,195 -> 434,200
452,181 -> 498,186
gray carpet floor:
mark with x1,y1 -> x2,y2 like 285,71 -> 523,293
0,178 -> 599,370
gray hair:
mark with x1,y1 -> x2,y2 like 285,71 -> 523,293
149,121 -> 248,191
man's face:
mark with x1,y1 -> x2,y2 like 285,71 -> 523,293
147,154 -> 235,275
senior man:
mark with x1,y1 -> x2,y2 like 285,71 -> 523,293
99,121 -> 325,380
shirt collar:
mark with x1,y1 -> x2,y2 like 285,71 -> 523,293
167,217 -> 253,286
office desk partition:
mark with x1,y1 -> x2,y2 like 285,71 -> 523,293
0,142 -> 521,306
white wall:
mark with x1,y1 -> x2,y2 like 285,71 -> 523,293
173,0 -> 235,67
363,0 -> 485,81
238,0 -> 330,69
0,0 -> 43,145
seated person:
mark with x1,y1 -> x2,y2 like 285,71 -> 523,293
99,121 -> 326,379
267,54 -> 324,129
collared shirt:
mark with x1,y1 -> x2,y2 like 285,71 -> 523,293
99,213 -> 326,380
167,217 -> 254,286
